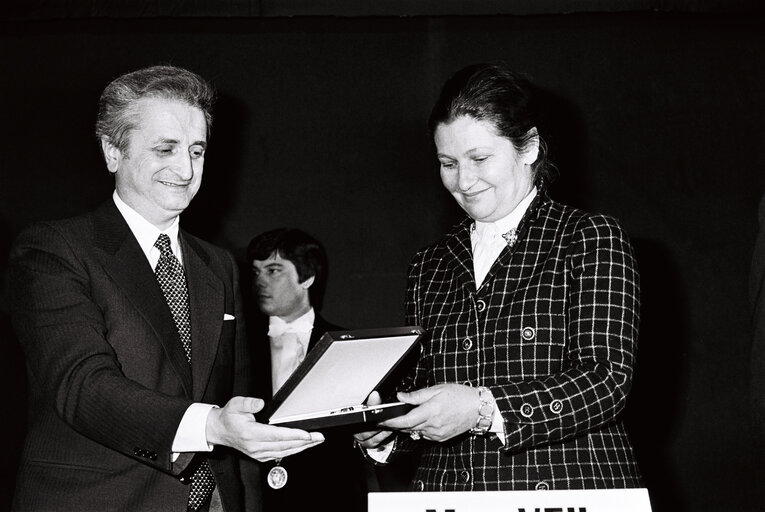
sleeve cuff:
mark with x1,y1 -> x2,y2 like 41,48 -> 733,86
487,392 -> 506,446
172,402 -> 219,455
363,436 -> 396,464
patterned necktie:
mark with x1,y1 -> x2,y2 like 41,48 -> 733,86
153,234 -> 215,510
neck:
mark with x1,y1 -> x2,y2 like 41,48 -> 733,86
277,302 -> 312,324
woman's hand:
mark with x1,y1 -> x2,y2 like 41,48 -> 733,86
380,384 -> 481,442
352,391 -> 395,449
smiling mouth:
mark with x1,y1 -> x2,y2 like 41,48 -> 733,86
159,181 -> 189,188
461,188 -> 490,199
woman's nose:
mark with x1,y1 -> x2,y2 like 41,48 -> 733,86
457,164 -> 478,191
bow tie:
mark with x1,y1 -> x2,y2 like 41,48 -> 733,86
268,317 -> 313,338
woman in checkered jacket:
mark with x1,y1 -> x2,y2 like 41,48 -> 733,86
355,63 -> 643,491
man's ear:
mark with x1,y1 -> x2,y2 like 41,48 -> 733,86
101,137 -> 122,174
300,275 -> 315,289
521,127 -> 540,166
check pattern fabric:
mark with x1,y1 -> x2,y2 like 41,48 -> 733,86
400,190 -> 642,491
154,234 -> 216,510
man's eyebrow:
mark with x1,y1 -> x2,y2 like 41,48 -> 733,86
152,137 -> 179,145
151,138 -> 207,148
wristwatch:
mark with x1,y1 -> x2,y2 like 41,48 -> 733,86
470,386 -> 494,435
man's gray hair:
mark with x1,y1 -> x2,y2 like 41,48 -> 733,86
95,65 -> 215,155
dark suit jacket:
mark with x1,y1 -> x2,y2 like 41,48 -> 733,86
250,314 -> 370,512
399,189 -> 642,491
9,200 -> 253,511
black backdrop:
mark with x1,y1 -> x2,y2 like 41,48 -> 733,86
2,5 -> 764,511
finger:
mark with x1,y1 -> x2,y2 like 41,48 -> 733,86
365,391 -> 382,406
251,438 -> 324,461
353,429 -> 382,443
379,405 -> 430,430
396,387 -> 438,405
356,430 -> 393,449
252,423 -> 317,442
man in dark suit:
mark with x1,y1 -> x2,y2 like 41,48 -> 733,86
8,65 -> 323,512
247,228 -> 372,512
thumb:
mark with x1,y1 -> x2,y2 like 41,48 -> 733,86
365,391 -> 383,406
228,396 -> 265,413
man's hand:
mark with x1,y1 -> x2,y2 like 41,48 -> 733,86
206,396 -> 324,461
379,384 -> 480,442
352,391 -> 394,449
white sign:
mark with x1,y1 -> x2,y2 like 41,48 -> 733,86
368,488 -> 652,512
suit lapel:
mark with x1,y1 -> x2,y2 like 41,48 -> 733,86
182,233 -> 223,402
480,190 -> 549,288
443,218 -> 476,292
308,315 -> 329,352
93,201 -> 193,397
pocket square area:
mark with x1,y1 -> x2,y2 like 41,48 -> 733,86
223,314 -> 235,320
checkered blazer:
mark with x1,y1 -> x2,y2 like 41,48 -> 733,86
400,190 -> 642,491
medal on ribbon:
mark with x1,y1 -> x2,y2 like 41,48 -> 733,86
267,459 -> 288,489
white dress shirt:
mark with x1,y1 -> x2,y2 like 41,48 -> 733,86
113,191 -> 215,457
268,308 -> 315,394
471,187 -> 538,288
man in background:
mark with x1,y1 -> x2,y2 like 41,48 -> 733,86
9,65 -> 322,512
248,228 -> 374,511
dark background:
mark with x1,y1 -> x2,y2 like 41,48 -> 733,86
2,2 -> 764,510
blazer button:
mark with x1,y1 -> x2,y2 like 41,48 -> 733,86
414,480 -> 425,491
476,299 -> 486,312
522,327 -> 536,341
549,399 -> 563,414
460,470 -> 471,483
520,403 -> 534,418
462,338 -> 473,350
535,481 -> 550,491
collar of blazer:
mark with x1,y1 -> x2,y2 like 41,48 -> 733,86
438,188 -> 550,292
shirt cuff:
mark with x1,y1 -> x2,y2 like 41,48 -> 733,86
487,392 -> 506,445
365,437 -> 396,464
172,403 -> 218,457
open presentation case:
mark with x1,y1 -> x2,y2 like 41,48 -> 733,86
257,326 -> 424,430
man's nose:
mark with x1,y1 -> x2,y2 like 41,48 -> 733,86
255,275 -> 267,289
174,152 -> 195,180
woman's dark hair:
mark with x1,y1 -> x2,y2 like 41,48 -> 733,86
428,63 -> 555,186
247,228 -> 329,311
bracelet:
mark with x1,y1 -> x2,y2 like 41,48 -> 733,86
469,386 -> 494,435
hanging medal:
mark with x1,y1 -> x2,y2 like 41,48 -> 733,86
267,459 -> 288,489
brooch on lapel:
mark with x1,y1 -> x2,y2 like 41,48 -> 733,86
501,228 -> 518,248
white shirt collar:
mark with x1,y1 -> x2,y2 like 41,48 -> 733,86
268,308 -> 315,338
112,190 -> 182,267
472,186 -> 537,247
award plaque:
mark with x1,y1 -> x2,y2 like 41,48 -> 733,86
257,326 -> 423,430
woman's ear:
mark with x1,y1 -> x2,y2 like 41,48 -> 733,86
521,127 -> 540,166
101,137 -> 122,174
